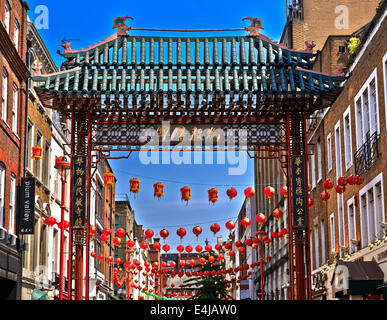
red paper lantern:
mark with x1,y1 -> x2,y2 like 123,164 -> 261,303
208,256 -> 215,264
140,241 -> 148,250
180,186 -> 191,205
115,258 -> 122,265
308,197 -> 314,207
337,176 -> 347,186
177,245 -> 184,253
272,208 -> 283,221
176,227 -> 187,240
97,254 -> 104,261
252,243 -> 258,250
228,250 -> 235,258
90,225 -> 97,235
280,185 -> 288,197
189,259 -> 196,267
57,220 -> 70,230
271,232 -> 278,239
264,186 -> 275,200
323,179 -> 334,190
208,188 -> 219,205
185,245 -> 193,253
32,146 -> 43,160
116,228 -> 125,238
239,247 -> 246,254
170,261 -> 176,268
245,239 -> 252,246
279,228 -> 288,238
179,260 -> 187,268
44,216 -> 57,227
225,220 -> 235,231
235,240 -> 242,248
335,185 -> 345,194
205,244 -> 212,252
100,234 -> 107,242
153,241 -> 161,250
162,244 -> 170,253
226,188 -> 238,202
144,229 -> 154,240
126,239 -> 135,248
195,245 -> 203,253
263,236 -> 271,246
160,229 -> 169,241
210,223 -> 220,236
153,182 -> 165,199
192,226 -> 202,238
129,178 -> 141,195
319,190 -> 330,202
244,187 -> 255,201
102,227 -> 111,236
199,257 -> 206,265
224,242 -> 232,250
241,217 -> 251,228
90,252 -> 96,258
218,253 -> 225,260
104,172 -> 115,187
113,237 -> 122,246
214,243 -> 222,252
256,213 -> 266,229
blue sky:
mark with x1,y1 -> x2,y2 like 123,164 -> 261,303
27,0 -> 286,251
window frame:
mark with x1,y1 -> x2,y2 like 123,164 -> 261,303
343,105 -> 353,171
347,196 -> 356,252
316,138 -> 322,182
12,83 -> 18,134
330,213 -> 336,252
334,120 -> 342,178
383,52 -> 387,129
9,173 -> 16,234
354,68 -> 380,150
2,68 -> 9,124
359,172 -> 385,248
327,133 -> 332,172
14,18 -> 20,51
4,1 -> 10,34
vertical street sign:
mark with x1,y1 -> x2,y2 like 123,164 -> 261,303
19,178 -> 36,234
71,155 -> 86,228
291,155 -> 307,229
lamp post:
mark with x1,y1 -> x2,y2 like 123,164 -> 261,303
256,231 -> 266,301
55,156 -> 71,300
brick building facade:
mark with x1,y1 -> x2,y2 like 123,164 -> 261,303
0,0 -> 29,300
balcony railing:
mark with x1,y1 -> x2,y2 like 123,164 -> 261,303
354,131 -> 380,175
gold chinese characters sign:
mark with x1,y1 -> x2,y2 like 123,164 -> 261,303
291,155 -> 307,229
71,156 -> 87,228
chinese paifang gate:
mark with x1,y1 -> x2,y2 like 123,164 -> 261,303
32,16 -> 347,300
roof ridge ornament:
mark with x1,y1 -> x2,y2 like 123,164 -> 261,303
242,17 -> 264,36
113,16 -> 134,36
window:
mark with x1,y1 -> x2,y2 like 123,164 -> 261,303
330,213 -> 335,252
9,174 -> 16,234
383,53 -> 387,128
96,181 -> 103,219
359,173 -> 385,248
335,121 -> 342,178
337,195 -> 345,247
26,120 -> 33,170
343,106 -> 353,170
347,198 -> 356,252
338,46 -> 346,53
314,225 -> 319,268
0,163 -> 5,228
12,83 -> 18,134
354,69 -> 379,150
33,219 -> 39,271
43,142 -> 50,186
40,224 -> 47,266
53,229 -> 58,273
321,220 -> 326,265
4,1 -> 10,34
14,19 -> 20,51
310,153 -> 316,189
317,139 -> 322,182
2,68 -> 8,123
35,131 -> 42,179
327,134 -> 332,172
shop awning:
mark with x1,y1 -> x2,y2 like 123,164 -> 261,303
331,260 -> 384,297
31,289 -> 48,300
